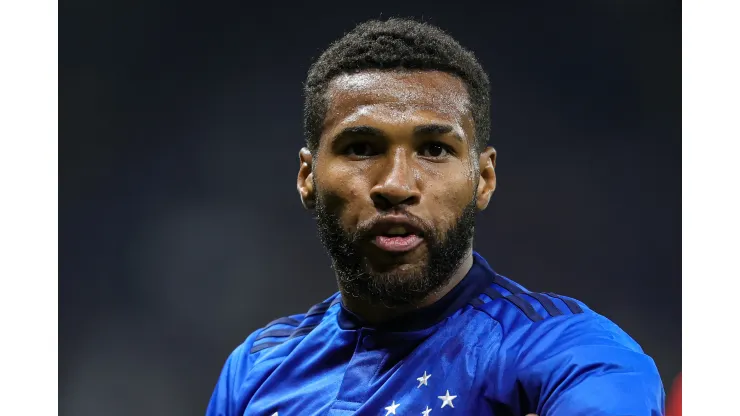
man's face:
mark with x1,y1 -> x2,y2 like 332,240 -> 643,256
298,70 -> 496,307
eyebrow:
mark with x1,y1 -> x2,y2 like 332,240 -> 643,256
334,126 -> 387,140
414,124 -> 463,142
332,123 -> 462,142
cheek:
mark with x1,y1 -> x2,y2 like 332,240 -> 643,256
424,172 -> 476,221
316,167 -> 371,226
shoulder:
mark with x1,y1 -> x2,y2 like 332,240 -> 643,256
232,292 -> 342,362
470,274 -> 662,414
470,273 -> 641,352
207,294 -> 342,415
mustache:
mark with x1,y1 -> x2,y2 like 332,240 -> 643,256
351,211 -> 432,241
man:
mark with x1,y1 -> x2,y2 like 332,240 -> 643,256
207,18 -> 664,416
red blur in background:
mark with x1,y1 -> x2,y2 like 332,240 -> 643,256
666,373 -> 681,416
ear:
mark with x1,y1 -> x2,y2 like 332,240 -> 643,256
476,146 -> 497,211
297,147 -> 316,210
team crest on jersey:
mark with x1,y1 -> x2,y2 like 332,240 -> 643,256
380,370 -> 460,415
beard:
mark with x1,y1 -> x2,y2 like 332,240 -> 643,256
315,191 -> 477,308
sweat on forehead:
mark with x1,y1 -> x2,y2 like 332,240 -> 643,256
323,71 -> 473,126
327,71 -> 470,105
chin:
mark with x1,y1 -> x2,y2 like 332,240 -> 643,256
362,244 -> 429,271
334,241 -> 460,307
366,257 -> 429,278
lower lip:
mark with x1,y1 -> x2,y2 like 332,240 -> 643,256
373,235 -> 424,253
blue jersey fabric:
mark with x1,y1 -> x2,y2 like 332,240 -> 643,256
207,253 -> 664,416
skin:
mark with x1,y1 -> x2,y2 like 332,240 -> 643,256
297,70 -> 497,325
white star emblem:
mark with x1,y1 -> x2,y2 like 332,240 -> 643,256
438,390 -> 457,408
385,401 -> 400,415
422,405 -> 433,416
271,413 -> 278,416
417,371 -> 431,388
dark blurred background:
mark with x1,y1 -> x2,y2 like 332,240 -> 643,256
60,1 -> 680,415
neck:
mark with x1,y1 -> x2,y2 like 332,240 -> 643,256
339,250 -> 474,326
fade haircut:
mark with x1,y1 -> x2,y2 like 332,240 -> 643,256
303,18 -> 491,154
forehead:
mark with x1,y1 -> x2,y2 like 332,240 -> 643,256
323,70 -> 472,130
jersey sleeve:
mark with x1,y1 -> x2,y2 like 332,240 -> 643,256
515,313 -> 665,416
206,331 -> 259,416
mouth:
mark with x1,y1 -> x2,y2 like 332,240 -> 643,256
368,216 -> 425,254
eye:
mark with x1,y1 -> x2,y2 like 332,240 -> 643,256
345,142 -> 376,158
420,142 -> 451,158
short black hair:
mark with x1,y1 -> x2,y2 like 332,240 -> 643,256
303,18 -> 491,153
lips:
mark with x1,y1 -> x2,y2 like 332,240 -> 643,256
368,217 -> 425,253
374,234 -> 424,252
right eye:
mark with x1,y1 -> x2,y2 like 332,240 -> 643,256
345,142 -> 376,158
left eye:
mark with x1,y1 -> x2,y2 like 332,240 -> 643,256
420,143 -> 449,158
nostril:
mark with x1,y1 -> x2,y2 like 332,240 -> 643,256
371,191 -> 420,209
371,194 -> 393,210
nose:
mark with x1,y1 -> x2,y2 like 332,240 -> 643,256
370,149 -> 421,210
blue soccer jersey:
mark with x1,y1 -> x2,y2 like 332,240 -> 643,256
207,253 -> 664,415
